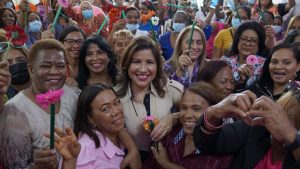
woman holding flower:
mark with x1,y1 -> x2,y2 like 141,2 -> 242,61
248,43 -> 300,101
115,37 -> 184,161
222,21 -> 267,92
163,25 -> 206,88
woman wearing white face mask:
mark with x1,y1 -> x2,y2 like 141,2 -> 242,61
63,0 -> 108,37
124,7 -> 149,37
26,12 -> 43,48
158,11 -> 189,61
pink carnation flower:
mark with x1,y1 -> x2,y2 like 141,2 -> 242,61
246,55 -> 258,65
58,0 -> 69,8
144,116 -> 154,121
36,89 -> 64,108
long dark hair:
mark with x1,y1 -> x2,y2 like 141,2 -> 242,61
116,37 -> 167,98
227,21 -> 267,57
74,83 -> 117,148
198,60 -> 231,82
77,35 -> 117,89
256,43 -> 300,91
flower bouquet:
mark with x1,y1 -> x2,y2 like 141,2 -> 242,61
142,116 -> 159,150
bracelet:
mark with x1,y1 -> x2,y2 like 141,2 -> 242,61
203,108 -> 223,130
200,126 -> 216,135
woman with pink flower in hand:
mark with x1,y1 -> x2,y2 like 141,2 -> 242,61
248,43 -> 300,101
222,22 -> 267,92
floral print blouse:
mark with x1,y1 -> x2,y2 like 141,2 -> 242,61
222,55 -> 265,87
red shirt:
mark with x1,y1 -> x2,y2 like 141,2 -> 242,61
64,6 -> 109,37
143,125 -> 232,169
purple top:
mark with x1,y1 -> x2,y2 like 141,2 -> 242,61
163,60 -> 200,88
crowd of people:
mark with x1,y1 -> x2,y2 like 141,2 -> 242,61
0,0 -> 299,168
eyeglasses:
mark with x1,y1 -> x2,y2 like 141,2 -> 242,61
0,42 -> 26,53
81,7 -> 92,10
64,39 -> 84,46
239,36 -> 259,45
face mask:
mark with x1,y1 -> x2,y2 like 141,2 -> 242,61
9,62 -> 30,85
82,9 -> 93,20
248,0 -> 256,5
271,25 -> 282,34
5,1 -> 14,8
126,23 -> 140,31
172,23 -> 185,32
29,20 -> 42,33
231,17 -> 242,29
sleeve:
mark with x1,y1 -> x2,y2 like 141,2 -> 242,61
168,80 -> 184,105
193,117 -> 251,155
213,30 -> 224,49
0,103 -> 33,168
277,3 -> 288,16
76,144 -> 97,169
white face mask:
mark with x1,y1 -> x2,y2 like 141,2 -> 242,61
231,17 -> 242,29
172,23 -> 185,32
271,25 -> 282,34
126,23 -> 140,31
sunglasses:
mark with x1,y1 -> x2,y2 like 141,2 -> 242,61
0,42 -> 26,53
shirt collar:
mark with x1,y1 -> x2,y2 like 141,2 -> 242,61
122,83 -> 159,102
172,128 -> 201,155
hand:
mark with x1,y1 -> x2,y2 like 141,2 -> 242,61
68,18 -> 78,26
265,25 -> 275,39
206,90 -> 257,125
20,0 -> 30,13
150,114 -> 173,141
150,142 -> 170,166
0,61 -> 11,96
33,147 -> 58,169
120,148 -> 141,169
178,50 -> 192,71
45,127 -> 81,161
113,19 -> 126,31
247,96 -> 297,144
41,25 -> 55,39
238,64 -> 253,82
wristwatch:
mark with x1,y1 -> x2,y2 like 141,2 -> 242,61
285,130 -> 300,152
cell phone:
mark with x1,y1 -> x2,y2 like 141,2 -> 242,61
210,0 -> 219,9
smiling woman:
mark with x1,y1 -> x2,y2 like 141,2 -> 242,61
0,39 -> 79,168
115,37 -> 183,161
0,7 -> 17,29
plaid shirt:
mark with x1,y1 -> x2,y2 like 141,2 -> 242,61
143,125 -> 232,169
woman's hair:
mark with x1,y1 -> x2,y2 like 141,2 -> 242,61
262,11 -> 274,21
74,83 -> 117,148
28,39 -> 68,64
286,15 -> 300,37
258,0 -> 273,9
238,6 -> 251,19
198,60 -> 231,82
116,37 -> 167,98
112,29 -> 134,45
227,21 -> 267,57
141,1 -> 156,12
256,43 -> 300,91
77,35 -> 117,89
277,91 -> 300,130
168,25 -> 207,72
0,7 -> 17,28
125,7 -> 140,17
185,82 -> 222,106
58,26 -> 86,42
172,10 -> 189,23
284,30 -> 300,44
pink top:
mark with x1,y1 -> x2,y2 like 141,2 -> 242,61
206,21 -> 225,59
77,131 -> 125,169
254,148 -> 282,169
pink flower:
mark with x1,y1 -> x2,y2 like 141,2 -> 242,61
58,0 -> 69,8
144,116 -> 154,121
36,89 -> 64,108
246,55 -> 258,65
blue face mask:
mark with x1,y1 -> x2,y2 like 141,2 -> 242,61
126,23 -> 140,31
172,23 -> 185,32
5,1 -> 14,8
231,17 -> 242,29
29,20 -> 42,33
82,9 -> 93,20
248,0 -> 256,5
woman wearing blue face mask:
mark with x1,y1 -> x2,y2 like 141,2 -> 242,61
26,12 -> 43,48
124,7 -> 149,37
158,11 -> 189,61
63,0 -> 108,37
